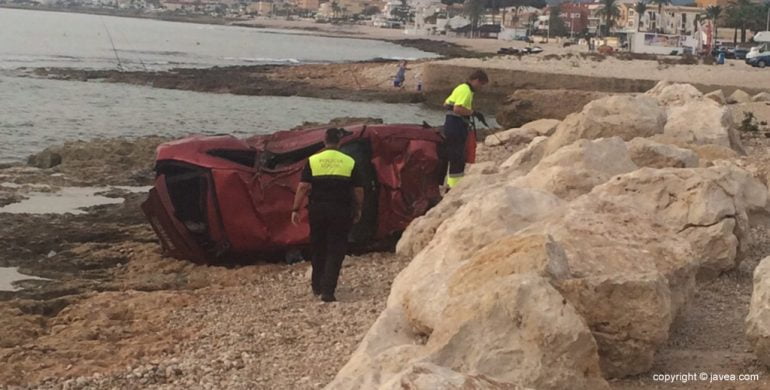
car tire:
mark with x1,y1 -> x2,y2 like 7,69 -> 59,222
759,60 -> 767,68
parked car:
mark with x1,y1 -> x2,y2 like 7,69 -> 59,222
747,53 -> 770,68
733,47 -> 750,59
141,124 -> 446,263
712,46 -> 749,59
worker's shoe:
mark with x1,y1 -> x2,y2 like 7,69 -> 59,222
320,293 -> 336,303
312,286 -> 321,296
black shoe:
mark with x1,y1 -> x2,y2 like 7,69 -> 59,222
321,294 -> 336,302
312,284 -> 321,296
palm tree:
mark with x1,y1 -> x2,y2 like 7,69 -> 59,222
634,1 -> 648,32
597,0 -> 621,36
650,0 -> 671,33
727,0 -> 753,43
706,5 -> 722,44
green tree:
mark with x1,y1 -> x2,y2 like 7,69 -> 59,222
548,3 -> 568,37
597,0 -> 620,36
634,2 -> 647,32
464,0 -> 486,35
363,5 -> 380,16
726,0 -> 756,43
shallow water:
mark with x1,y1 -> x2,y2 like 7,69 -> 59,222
0,75 -> 443,164
0,8 -> 436,70
0,185 -> 150,214
0,267 -> 47,291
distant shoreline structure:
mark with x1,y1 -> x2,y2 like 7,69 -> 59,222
0,5 -> 471,58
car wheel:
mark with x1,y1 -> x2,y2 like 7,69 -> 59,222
759,60 -> 767,68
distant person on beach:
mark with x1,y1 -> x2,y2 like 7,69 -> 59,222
291,128 -> 364,303
442,69 -> 489,189
393,60 -> 408,88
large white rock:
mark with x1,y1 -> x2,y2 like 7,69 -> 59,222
663,100 -> 745,153
646,81 -> 704,106
328,273 -> 609,390
592,165 -> 767,278
544,95 -> 667,156
514,137 -> 637,200
627,137 -> 699,168
520,195 -> 696,377
747,256 -> 770,367
426,274 -> 607,389
392,186 -> 565,332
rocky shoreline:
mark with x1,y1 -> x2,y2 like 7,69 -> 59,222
31,62 -> 429,105
4,83 -> 770,389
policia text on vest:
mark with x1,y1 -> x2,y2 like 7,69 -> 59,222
442,69 -> 489,189
292,128 -> 365,303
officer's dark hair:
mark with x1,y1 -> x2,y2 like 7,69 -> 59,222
325,128 -> 343,145
468,69 -> 489,84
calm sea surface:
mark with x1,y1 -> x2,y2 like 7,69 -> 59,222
0,9 -> 441,163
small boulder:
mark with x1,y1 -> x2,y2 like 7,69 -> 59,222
747,256 -> 770,367
727,89 -> 752,104
705,90 -> 727,105
753,92 -> 770,102
520,118 -> 561,136
500,136 -> 549,171
627,138 -> 699,168
484,127 -> 538,147
646,82 -> 703,105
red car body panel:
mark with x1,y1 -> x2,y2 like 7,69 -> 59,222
142,124 -> 445,263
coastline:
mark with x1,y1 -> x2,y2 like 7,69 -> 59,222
0,5 -> 491,58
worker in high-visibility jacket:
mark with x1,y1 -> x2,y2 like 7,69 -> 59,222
442,69 -> 489,188
292,128 -> 364,302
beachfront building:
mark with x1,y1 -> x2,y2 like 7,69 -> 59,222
500,6 -> 540,29
536,3 -> 591,37
293,0 -> 319,12
695,0 -> 731,7
618,4 -> 704,35
407,0 -> 445,34
245,0 -> 274,14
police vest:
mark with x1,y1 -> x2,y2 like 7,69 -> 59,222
309,149 -> 355,179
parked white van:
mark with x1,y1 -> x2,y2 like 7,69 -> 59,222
747,32 -> 770,60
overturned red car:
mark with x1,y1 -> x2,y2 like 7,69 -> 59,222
141,123 -> 446,263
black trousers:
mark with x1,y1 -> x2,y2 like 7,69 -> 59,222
443,115 -> 469,176
309,202 -> 353,296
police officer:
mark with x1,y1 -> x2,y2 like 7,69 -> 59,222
443,69 -> 489,188
291,128 -> 364,302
